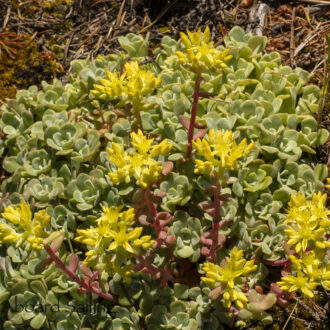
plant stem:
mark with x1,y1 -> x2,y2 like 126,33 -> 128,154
213,179 -> 221,223
44,245 -> 117,302
145,184 -> 157,218
186,72 -> 202,158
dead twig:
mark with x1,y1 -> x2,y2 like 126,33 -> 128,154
138,0 -> 179,34
247,3 -> 269,36
294,22 -> 327,57
282,302 -> 298,330
292,296 -> 321,322
293,0 -> 330,5
290,7 -> 296,68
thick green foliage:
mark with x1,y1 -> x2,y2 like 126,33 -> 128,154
0,26 -> 328,329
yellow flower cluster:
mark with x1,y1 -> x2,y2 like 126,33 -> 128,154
193,129 -> 254,178
107,129 -> 173,188
201,247 -> 257,309
176,26 -> 232,73
91,61 -> 161,106
326,178 -> 330,190
278,192 -> 330,298
0,201 -> 50,250
75,205 -> 154,267
284,192 -> 330,253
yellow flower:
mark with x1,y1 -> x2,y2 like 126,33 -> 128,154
0,224 -> 21,243
279,191 -> 330,297
193,129 -> 254,178
277,272 -> 318,298
201,247 -> 257,309
133,235 -> 155,250
175,26 -> 232,73
98,205 -> 135,228
284,192 -> 330,253
285,222 -> 328,253
325,178 -> 330,190
92,70 -> 126,100
1,200 -> 32,226
107,130 -> 173,188
75,206 -> 153,265
124,61 -> 161,100
0,201 -> 50,250
91,61 -> 161,105
107,225 -> 142,253
286,191 -> 329,227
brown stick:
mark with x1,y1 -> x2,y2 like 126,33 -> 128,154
290,7 -> 296,68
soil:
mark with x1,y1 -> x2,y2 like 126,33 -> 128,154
0,0 -> 329,328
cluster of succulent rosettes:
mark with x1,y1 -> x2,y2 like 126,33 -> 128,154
107,129 -> 173,188
75,205 -> 154,279
0,201 -> 52,250
236,289 -> 277,327
0,25 -> 329,329
201,247 -> 257,309
176,26 -> 232,73
91,60 -> 161,106
277,192 -> 330,298
193,129 -> 254,179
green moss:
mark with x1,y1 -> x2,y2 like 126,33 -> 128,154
0,35 -> 64,102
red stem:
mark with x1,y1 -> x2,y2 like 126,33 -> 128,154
44,245 -> 116,302
145,184 -> 162,233
186,73 -> 202,158
213,180 -> 221,223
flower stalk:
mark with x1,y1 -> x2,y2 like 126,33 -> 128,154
44,244 -> 117,302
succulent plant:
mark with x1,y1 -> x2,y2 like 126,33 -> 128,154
157,173 -> 192,212
146,300 -> 199,330
65,170 -> 108,213
24,176 -> 64,207
239,160 -> 273,193
0,25 -> 328,329
169,211 -> 202,262
3,149 -> 52,177
118,33 -> 149,58
45,122 -> 87,156
237,290 -> 276,326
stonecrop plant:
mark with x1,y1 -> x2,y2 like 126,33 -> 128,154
277,192 -> 330,298
0,26 -> 329,329
107,129 -> 173,187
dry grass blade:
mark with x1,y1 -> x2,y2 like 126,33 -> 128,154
293,0 -> 330,4
282,302 -> 298,330
0,30 -> 35,59
318,34 -> 330,127
290,7 -> 296,68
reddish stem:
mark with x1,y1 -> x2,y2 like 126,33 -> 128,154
213,180 -> 221,223
145,185 -> 157,218
145,184 -> 162,235
44,245 -> 116,302
186,72 -> 202,158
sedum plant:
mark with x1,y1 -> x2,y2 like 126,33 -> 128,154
277,192 -> 330,298
0,26 -> 329,329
